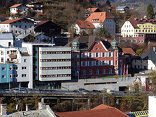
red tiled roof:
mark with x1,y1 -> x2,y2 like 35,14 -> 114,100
0,18 -> 33,24
128,18 -> 156,29
0,18 -> 23,24
56,104 -> 128,117
87,8 -> 98,13
86,12 -> 112,23
91,104 -> 112,110
122,48 -> 136,55
77,20 -> 95,29
10,4 -> 22,8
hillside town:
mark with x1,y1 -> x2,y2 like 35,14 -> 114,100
0,0 -> 156,117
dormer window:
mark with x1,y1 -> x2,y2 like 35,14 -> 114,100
92,19 -> 99,22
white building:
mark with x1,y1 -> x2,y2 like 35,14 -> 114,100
149,96 -> 156,117
26,2 -> 43,15
0,33 -> 14,47
132,48 -> 156,70
22,43 -> 71,89
39,47 -> 71,82
85,12 -> 116,35
116,6 -> 129,13
10,4 -> 28,17
0,18 -> 34,36
0,47 -> 33,88
73,20 -> 95,35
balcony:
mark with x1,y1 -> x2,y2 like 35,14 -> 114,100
9,54 -> 17,59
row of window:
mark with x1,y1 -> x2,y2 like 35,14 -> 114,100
80,52 -> 115,58
40,74 -> 71,78
82,68 -> 113,75
40,51 -> 71,54
120,39 -> 144,43
122,29 -> 156,33
1,74 -> 26,79
81,60 -> 115,66
40,59 -> 71,62
40,66 -> 71,70
1,66 -> 26,71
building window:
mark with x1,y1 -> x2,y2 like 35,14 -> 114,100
89,53 -> 91,58
2,67 -> 6,71
82,70 -> 86,75
2,75 -> 6,78
102,53 -> 105,57
103,69 -> 105,74
22,67 -> 26,69
22,74 -> 26,77
109,69 -> 112,74
89,69 -> 92,75
96,61 -> 98,66
1,51 -> 3,55
24,59 -> 26,62
96,53 -> 98,57
96,69 -> 99,75
10,74 -> 13,78
7,51 -> 9,54
88,61 -> 92,66
9,66 -> 13,70
1,57 -> 4,62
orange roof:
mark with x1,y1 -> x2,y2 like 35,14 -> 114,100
77,20 -> 95,29
87,8 -> 98,13
85,12 -> 112,23
56,104 -> 128,117
0,18 -> 33,24
122,48 -> 136,55
91,104 -> 112,110
10,4 -> 22,8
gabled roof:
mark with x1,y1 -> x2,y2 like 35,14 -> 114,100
140,48 -> 156,64
76,20 -> 95,29
10,4 -> 22,8
66,36 -> 112,51
87,8 -> 98,13
36,20 -> 49,26
128,18 -> 156,29
86,12 -> 112,23
0,18 -> 33,24
122,48 -> 136,56
56,104 -> 128,117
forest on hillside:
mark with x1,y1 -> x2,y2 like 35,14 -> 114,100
0,0 -> 93,29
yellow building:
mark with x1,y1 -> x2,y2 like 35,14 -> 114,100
121,18 -> 156,37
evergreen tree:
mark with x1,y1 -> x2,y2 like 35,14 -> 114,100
146,4 -> 155,19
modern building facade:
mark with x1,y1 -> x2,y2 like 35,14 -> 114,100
22,43 -> 71,89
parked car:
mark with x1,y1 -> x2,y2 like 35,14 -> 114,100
92,90 -> 101,93
78,88 -> 89,94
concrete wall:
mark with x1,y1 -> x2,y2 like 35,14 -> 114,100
149,96 -> 156,117
61,76 -> 136,91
